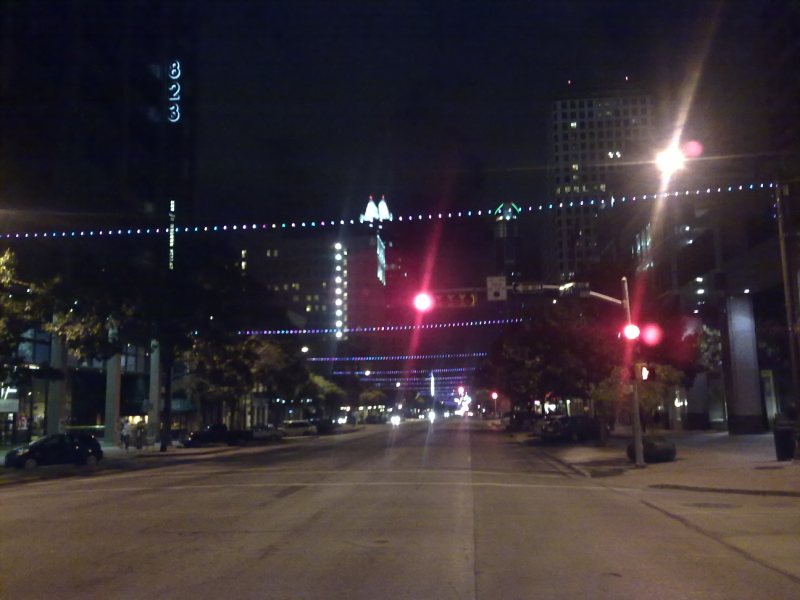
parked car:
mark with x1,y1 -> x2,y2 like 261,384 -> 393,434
310,418 -> 341,435
4,432 -> 103,469
278,420 -> 317,437
540,415 -> 600,442
180,424 -> 229,448
227,424 -> 284,445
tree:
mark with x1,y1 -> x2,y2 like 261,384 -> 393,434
589,366 -> 629,445
299,373 -> 346,417
179,334 -> 263,429
359,388 -> 388,408
485,297 -> 623,406
637,363 -> 685,423
0,249 -> 51,385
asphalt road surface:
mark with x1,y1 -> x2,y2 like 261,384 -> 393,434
2,420 -> 799,599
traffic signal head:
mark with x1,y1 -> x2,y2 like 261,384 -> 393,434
623,323 -> 641,340
634,363 -> 655,381
413,291 -> 478,310
491,392 -> 498,400
640,323 -> 664,346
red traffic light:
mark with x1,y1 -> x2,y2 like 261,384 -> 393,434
641,323 -> 664,346
413,292 -> 434,312
623,323 -> 641,340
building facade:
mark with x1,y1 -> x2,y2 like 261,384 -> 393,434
544,88 -> 656,282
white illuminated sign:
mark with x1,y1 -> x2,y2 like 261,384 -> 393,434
168,200 -> 176,270
376,235 -> 386,286
167,60 -> 182,123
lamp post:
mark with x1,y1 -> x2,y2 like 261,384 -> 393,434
568,278 -> 645,465
622,277 -> 646,467
655,143 -> 686,189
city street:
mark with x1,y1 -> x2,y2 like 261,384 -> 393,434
2,421 -> 799,599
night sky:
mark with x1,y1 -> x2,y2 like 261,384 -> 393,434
192,0 -> 762,224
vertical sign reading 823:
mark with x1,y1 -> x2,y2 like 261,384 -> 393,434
167,59 -> 182,123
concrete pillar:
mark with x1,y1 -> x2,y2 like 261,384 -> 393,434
46,334 -> 68,434
723,296 -> 765,433
104,354 -> 121,445
148,340 -> 161,442
686,372 -> 711,429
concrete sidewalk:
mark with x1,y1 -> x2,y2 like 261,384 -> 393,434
517,429 -> 800,496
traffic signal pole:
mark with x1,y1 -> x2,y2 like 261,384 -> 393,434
622,277 -> 646,468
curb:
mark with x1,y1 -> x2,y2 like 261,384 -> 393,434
537,447 -> 593,478
649,483 -> 800,498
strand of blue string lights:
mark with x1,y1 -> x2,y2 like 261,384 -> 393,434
333,367 -> 474,375
1,182 -> 774,241
241,318 -> 523,336
368,377 -> 467,384
306,352 -> 487,362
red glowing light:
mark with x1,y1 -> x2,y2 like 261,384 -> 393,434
682,140 -> 703,158
623,324 -> 641,340
641,323 -> 664,346
413,292 -> 434,312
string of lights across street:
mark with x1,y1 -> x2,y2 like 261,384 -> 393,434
0,182 -> 775,241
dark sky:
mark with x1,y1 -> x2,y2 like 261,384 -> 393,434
193,0 -> 757,224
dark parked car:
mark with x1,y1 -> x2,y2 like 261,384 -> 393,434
540,415 -> 600,442
4,432 -> 103,469
180,424 -> 229,448
227,424 -> 284,445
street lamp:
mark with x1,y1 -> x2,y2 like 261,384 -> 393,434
655,143 -> 685,188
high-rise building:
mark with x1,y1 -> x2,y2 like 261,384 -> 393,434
543,88 -> 656,282
0,1 -> 196,225
238,231 -> 388,343
0,1 -> 198,441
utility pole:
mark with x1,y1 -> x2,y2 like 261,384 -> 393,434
776,183 -> 800,415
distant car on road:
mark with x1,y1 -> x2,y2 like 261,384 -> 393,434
278,420 -> 317,437
4,432 -> 103,469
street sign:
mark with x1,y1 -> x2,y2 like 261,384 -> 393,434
486,276 -> 507,301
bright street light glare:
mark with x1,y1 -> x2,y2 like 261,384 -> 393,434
655,145 -> 685,180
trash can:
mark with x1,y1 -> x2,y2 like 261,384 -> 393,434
773,426 -> 796,461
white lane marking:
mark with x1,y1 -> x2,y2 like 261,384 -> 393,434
93,467 -> 567,478
5,480 -> 629,497
6,467 -> 568,489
